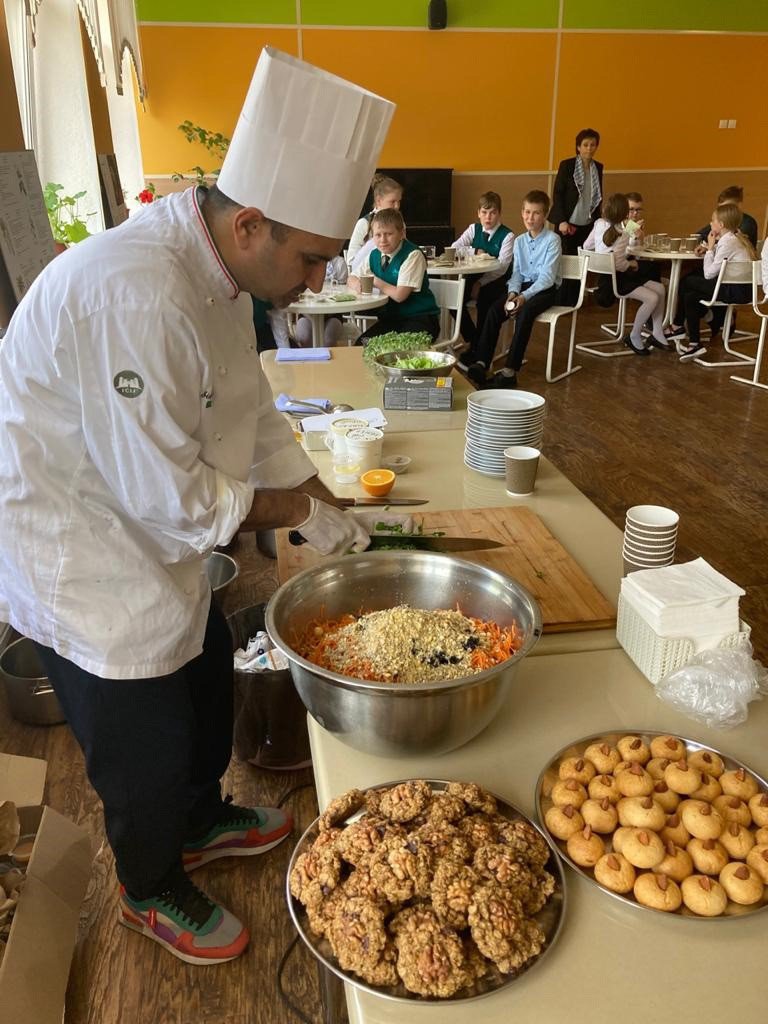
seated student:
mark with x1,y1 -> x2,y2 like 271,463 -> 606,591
347,174 -> 403,262
451,191 -> 514,345
667,202 -> 756,361
460,190 -> 561,389
294,255 -> 348,347
623,191 -> 661,283
252,298 -> 289,352
583,193 -> 671,355
696,186 -> 758,247
348,209 -> 440,342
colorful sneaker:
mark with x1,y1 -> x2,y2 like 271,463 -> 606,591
120,877 -> 248,965
183,800 -> 293,870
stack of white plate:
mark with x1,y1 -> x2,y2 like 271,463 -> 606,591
464,390 -> 546,477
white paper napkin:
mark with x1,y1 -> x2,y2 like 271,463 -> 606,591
300,407 -> 388,433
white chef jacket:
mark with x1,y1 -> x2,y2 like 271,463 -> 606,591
0,188 -> 315,679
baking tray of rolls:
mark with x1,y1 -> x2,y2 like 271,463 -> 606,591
536,730 -> 768,918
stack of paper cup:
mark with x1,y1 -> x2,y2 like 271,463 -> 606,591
623,505 -> 679,575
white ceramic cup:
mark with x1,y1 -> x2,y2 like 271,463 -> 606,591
324,417 -> 368,457
504,445 -> 540,496
344,426 -> 384,473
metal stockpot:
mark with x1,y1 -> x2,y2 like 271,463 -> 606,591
265,552 -> 542,757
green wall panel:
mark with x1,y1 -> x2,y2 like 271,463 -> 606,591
137,1 -> 297,23
563,0 -> 768,32
300,0 -> 558,28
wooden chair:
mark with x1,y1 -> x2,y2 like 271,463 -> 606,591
574,250 -> 633,358
430,276 -> 466,351
693,259 -> 758,368
731,260 -> 767,390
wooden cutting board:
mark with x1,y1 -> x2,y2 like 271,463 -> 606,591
275,506 -> 616,634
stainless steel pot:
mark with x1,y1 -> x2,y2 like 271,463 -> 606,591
265,552 -> 541,757
204,552 -> 239,597
0,637 -> 66,726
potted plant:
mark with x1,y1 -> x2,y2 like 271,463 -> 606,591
43,183 -> 94,246
172,121 -> 231,187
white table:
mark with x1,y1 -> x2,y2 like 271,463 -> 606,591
285,290 -> 388,347
632,249 -> 703,327
427,257 -> 501,279
307,646 -> 768,1024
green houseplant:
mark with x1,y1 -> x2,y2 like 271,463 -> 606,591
43,183 -> 94,245
172,121 -> 231,186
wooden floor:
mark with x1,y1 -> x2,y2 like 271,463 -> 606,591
1,300 -> 766,1023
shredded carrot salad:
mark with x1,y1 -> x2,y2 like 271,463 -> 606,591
292,605 -> 522,684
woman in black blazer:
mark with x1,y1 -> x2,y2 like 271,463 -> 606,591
550,128 -> 604,255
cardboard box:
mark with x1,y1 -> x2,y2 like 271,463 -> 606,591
383,375 -> 454,410
0,753 -> 93,1024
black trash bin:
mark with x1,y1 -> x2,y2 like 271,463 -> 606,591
227,605 -> 311,770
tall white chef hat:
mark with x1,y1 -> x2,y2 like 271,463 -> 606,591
217,48 -> 395,239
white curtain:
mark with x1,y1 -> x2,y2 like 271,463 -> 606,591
76,0 -> 105,77
32,0 -> 104,233
5,0 -> 37,147
96,0 -> 144,204
103,0 -> 145,100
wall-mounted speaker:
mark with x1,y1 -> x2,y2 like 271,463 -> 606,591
427,0 -> 447,31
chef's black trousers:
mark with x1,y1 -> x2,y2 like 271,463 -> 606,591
33,598 -> 233,899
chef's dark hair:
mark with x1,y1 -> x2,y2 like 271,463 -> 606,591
204,185 -> 290,241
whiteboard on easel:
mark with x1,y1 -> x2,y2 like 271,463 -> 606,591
0,151 -> 56,306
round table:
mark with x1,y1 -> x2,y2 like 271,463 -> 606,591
426,256 -> 501,278
285,290 -> 388,347
631,249 -> 703,327
427,258 -> 502,336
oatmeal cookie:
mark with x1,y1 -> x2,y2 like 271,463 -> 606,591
424,792 -> 467,825
369,835 -> 434,902
431,860 -> 480,928
335,818 -> 400,866
319,789 -> 366,832
392,907 -> 471,998
327,896 -> 388,976
410,822 -> 473,864
496,818 -> 551,871
457,813 -> 500,849
473,844 -> 555,915
289,842 -> 342,904
446,782 -> 498,815
379,780 -> 433,823
468,884 -> 545,974
357,945 -> 399,987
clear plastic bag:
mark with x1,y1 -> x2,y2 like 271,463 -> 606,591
656,641 -> 768,729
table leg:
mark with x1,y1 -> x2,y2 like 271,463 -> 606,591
663,261 -> 681,328
312,314 -> 325,347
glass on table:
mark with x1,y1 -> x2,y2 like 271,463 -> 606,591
658,236 -> 672,253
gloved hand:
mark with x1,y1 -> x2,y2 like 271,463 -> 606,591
294,497 -> 371,554
349,510 -> 414,535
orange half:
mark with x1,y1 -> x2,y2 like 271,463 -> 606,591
360,469 -> 396,496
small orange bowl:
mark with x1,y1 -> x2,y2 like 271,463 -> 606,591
360,469 -> 396,497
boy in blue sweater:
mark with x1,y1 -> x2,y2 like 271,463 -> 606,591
460,191 -> 562,389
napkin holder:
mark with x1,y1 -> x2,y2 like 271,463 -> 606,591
616,593 -> 751,686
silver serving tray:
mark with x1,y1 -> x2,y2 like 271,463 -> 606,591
536,730 -> 768,920
286,779 -> 566,1005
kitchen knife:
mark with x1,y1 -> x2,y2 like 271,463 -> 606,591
289,531 -> 502,550
366,535 -> 503,552
337,497 -> 429,506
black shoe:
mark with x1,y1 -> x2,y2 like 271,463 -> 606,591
466,362 -> 489,387
456,351 -> 477,372
647,337 -> 672,351
491,371 -> 518,389
622,336 -> 651,356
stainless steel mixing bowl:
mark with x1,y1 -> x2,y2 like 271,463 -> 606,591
265,552 -> 542,757
373,349 -> 457,379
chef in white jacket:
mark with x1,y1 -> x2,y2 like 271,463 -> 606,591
0,49 -> 395,966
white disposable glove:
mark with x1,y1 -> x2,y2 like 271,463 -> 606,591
349,510 -> 414,535
295,498 -> 371,555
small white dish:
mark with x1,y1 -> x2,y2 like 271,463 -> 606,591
382,455 -> 412,475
